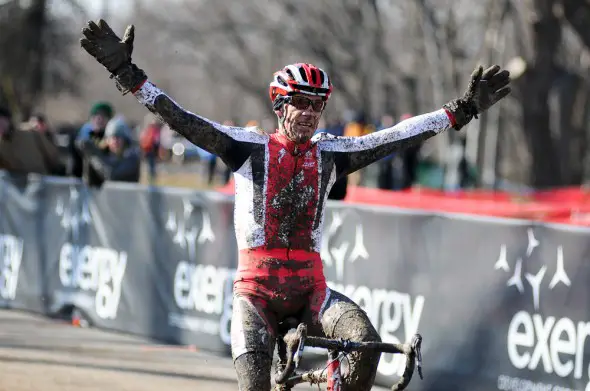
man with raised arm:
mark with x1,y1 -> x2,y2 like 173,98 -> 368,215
80,20 -> 510,391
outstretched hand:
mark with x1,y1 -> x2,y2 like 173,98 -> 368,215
443,64 -> 511,130
80,19 -> 135,75
463,64 -> 511,116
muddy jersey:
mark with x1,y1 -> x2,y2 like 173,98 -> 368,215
133,80 -> 453,303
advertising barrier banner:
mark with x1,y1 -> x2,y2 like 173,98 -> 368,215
1,171 -> 589,391
0,172 -> 46,312
320,205 -> 590,390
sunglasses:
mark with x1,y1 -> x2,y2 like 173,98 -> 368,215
287,96 -> 326,112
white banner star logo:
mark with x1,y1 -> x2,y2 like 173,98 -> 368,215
493,228 -> 571,310
166,198 -> 215,262
321,211 -> 369,280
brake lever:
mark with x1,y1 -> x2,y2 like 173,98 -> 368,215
293,324 -> 307,368
411,334 -> 424,380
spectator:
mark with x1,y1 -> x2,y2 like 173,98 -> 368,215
76,115 -> 140,187
0,106 -> 13,141
26,113 -> 67,176
398,113 -> 422,189
318,117 -> 345,137
77,101 -> 114,142
457,135 -> 474,189
199,146 -> 217,186
24,113 -> 47,131
0,106 -> 64,175
23,113 -> 60,145
53,123 -> 83,176
377,114 -> 396,190
0,106 -> 14,171
139,113 -> 162,184
343,111 -> 375,186
245,120 -> 260,128
343,111 -> 374,137
73,101 -> 115,178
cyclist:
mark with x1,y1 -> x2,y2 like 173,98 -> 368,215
80,20 -> 511,391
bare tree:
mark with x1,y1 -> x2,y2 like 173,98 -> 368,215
55,0 -> 590,188
0,0 -> 84,120
502,0 -> 590,187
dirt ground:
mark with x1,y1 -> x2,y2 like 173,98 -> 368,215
0,309 -> 239,391
0,309 -> 393,391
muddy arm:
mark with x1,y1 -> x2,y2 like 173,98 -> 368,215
133,80 -> 267,171
317,109 -> 452,178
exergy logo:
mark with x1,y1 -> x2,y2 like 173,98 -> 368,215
494,228 -> 588,391
321,210 -> 425,378
55,186 -> 127,320
0,180 -> 24,303
167,198 -> 235,344
0,234 -> 24,302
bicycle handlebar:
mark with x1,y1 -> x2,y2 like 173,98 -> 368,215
275,324 -> 423,391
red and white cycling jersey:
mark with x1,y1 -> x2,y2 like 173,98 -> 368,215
134,80 -> 452,304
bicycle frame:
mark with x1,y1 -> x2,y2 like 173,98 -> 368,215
274,323 -> 423,391
326,349 -> 342,391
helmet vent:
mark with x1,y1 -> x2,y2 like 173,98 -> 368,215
298,67 -> 308,82
310,69 -> 318,85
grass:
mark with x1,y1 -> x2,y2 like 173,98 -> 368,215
138,161 -> 226,191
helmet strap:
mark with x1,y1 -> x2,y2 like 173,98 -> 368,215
273,96 -> 289,129
277,108 -> 286,129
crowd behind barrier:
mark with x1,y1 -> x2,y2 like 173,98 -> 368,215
1,101 -> 475,199
1,171 -> 589,391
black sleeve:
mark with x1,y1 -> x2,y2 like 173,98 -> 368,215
317,110 -> 452,178
88,148 -> 141,182
132,80 -> 268,171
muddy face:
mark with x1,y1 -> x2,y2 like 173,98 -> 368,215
279,95 -> 325,144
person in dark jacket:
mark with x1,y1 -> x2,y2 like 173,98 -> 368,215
0,106 -> 14,141
73,101 -> 115,178
398,113 -> 422,189
76,115 -> 140,187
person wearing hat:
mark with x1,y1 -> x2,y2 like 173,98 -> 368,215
76,115 -> 140,187
139,113 -> 162,184
77,101 -> 114,141
72,101 -> 115,178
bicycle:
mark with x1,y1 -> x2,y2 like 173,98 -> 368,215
273,317 -> 423,391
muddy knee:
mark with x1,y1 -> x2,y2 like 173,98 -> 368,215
322,302 -> 381,391
231,295 -> 275,360
231,295 -> 276,391
234,352 -> 273,391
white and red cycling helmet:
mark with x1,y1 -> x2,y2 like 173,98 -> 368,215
269,63 -> 333,109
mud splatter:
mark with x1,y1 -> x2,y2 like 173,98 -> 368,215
233,352 -> 273,391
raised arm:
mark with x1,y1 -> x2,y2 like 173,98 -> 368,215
79,20 -> 267,171
131,80 -> 267,170
318,64 -> 511,178
318,109 -> 452,178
